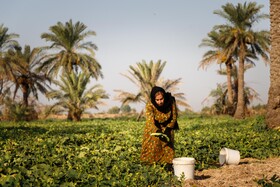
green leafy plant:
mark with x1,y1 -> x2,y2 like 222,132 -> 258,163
255,174 -> 280,187
2,97 -> 38,121
0,115 -> 279,186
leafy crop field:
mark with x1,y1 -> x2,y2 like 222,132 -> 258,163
0,115 -> 279,186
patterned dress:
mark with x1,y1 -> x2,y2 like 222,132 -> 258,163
140,100 -> 177,164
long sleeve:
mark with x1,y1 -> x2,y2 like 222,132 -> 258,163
145,101 -> 160,131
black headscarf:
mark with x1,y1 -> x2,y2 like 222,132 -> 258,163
150,86 -> 179,130
150,86 -> 174,114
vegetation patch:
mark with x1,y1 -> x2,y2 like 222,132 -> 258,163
0,115 -> 279,186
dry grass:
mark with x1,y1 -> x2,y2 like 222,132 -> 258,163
183,157 -> 280,187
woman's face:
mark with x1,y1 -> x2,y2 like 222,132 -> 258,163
155,92 -> 164,106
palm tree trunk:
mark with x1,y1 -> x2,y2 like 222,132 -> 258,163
234,43 -> 246,119
226,63 -> 233,115
266,0 -> 280,128
22,84 -> 29,107
67,111 -> 73,121
226,63 -> 234,105
136,109 -> 144,121
72,113 -> 81,121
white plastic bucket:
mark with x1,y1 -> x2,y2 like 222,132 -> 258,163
172,157 -> 195,180
219,147 -> 240,165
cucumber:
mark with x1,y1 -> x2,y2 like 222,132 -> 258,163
150,133 -> 170,142
150,133 -> 163,136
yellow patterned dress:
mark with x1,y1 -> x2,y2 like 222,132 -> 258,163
140,100 -> 178,164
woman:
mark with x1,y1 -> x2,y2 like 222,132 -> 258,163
140,86 -> 179,166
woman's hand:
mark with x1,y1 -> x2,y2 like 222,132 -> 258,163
163,127 -> 170,134
156,129 -> 162,133
150,132 -> 170,142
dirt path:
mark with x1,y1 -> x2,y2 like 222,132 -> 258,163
183,157 -> 280,187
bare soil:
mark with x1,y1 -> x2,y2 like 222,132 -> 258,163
183,157 -> 280,187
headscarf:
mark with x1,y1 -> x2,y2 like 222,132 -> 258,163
150,86 -> 174,114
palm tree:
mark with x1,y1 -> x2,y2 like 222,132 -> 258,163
3,45 -> 51,107
229,63 -> 263,112
214,2 -> 270,119
46,72 -> 108,121
115,60 -> 189,119
0,24 -> 19,100
37,19 -> 103,79
203,80 -> 261,116
266,0 -> 280,129
217,62 -> 259,115
0,24 -> 19,53
116,60 -> 166,103
202,83 -> 227,115
199,29 -> 235,107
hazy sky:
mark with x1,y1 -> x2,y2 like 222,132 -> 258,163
0,0 -> 270,112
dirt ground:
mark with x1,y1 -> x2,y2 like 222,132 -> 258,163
183,157 -> 280,187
